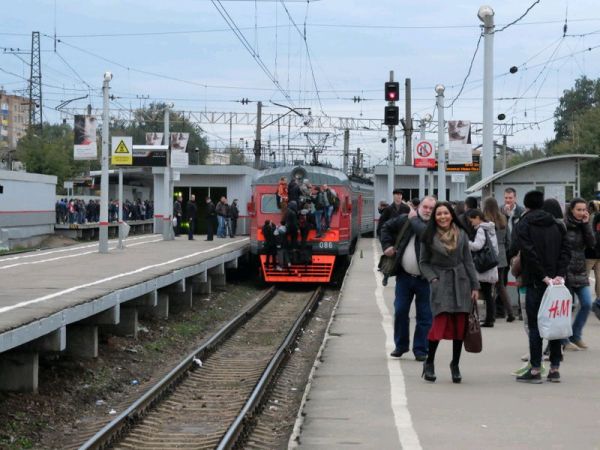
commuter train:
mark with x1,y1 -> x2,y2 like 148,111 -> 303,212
248,165 -> 374,283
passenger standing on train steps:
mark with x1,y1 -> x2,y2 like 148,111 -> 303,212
288,177 -> 301,205
378,188 -> 411,237
285,200 -> 299,249
380,196 -> 436,361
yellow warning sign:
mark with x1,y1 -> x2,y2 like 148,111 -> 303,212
111,137 -> 132,165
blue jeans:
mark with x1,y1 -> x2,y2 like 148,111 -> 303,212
315,210 -> 323,234
526,283 -> 562,369
570,285 -> 592,342
217,215 -> 225,237
393,273 -> 432,357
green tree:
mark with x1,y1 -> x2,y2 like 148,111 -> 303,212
15,123 -> 97,191
551,76 -> 600,146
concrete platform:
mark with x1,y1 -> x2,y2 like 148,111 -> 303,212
294,237 -> 600,449
0,234 -> 249,354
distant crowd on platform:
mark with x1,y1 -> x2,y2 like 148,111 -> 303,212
55,198 -> 154,224
261,176 -> 339,271
378,187 -> 600,385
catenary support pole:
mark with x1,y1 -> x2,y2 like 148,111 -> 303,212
99,72 -> 112,254
254,101 -> 263,169
343,129 -> 350,175
163,106 -> 173,240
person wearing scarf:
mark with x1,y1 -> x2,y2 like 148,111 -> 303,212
419,202 -> 480,383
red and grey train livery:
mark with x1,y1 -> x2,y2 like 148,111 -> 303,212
248,165 -> 374,283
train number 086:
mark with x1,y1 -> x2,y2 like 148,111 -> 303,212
318,241 -> 333,249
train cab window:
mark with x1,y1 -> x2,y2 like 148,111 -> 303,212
261,194 -> 280,213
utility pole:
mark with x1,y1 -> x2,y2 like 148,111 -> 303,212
29,31 -> 42,131
99,72 -> 112,254
502,134 -> 507,170
435,84 -> 446,201
479,5 -> 495,190
343,129 -> 350,175
163,106 -> 173,240
404,78 -> 412,166
253,101 -> 263,169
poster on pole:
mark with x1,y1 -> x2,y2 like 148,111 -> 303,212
111,136 -> 133,165
170,132 -> 189,151
448,120 -> 472,165
145,132 -> 164,146
413,140 -> 436,169
73,115 -> 98,160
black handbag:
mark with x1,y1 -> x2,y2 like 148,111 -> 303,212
472,229 -> 498,273
379,218 -> 411,277
464,304 -> 482,353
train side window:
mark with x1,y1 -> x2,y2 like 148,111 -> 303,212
261,194 -> 280,213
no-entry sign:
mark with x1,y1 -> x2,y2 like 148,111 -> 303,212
413,140 -> 435,169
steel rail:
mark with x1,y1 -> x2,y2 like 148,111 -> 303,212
217,286 -> 324,449
79,286 -> 277,450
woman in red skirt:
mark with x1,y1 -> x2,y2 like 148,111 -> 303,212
419,202 -> 480,383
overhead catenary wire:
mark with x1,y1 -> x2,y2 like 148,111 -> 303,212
494,0 -> 542,34
210,0 -> 296,107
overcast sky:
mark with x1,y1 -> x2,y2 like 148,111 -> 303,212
2,0 -> 599,168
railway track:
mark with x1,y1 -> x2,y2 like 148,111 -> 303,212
79,286 -> 323,450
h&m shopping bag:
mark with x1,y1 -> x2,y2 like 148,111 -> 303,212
537,284 -> 573,340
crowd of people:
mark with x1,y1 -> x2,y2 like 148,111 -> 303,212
55,198 -> 154,224
200,196 -> 239,241
379,187 -> 600,384
261,176 -> 339,271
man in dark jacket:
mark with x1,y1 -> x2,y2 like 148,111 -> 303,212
205,197 -> 216,241
230,199 -> 239,237
285,200 -> 299,249
377,188 -> 411,237
173,195 -> 183,236
185,195 -> 198,240
511,190 -> 571,383
380,196 -> 436,360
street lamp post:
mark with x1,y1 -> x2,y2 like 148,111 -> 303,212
435,84 -> 446,202
479,5 -> 495,190
99,72 -> 112,254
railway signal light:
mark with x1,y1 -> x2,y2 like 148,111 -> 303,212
385,81 -> 399,102
384,106 -> 399,126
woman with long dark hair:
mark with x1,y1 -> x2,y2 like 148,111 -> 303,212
482,197 -> 515,322
563,197 -> 596,350
420,202 -> 480,383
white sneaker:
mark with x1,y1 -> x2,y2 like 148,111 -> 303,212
520,353 -> 529,362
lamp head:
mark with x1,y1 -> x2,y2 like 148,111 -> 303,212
423,113 -> 433,122
103,72 -> 113,82
478,5 -> 494,25
435,84 -> 445,95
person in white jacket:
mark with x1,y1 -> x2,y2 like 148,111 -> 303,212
466,209 -> 499,327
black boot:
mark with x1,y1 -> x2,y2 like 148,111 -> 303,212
422,362 -> 436,382
450,363 -> 462,384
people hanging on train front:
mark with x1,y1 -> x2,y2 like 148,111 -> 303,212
277,176 -> 289,209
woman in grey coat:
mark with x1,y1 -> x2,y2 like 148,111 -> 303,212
420,202 -> 480,383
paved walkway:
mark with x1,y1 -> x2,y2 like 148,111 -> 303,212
296,237 -> 600,449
